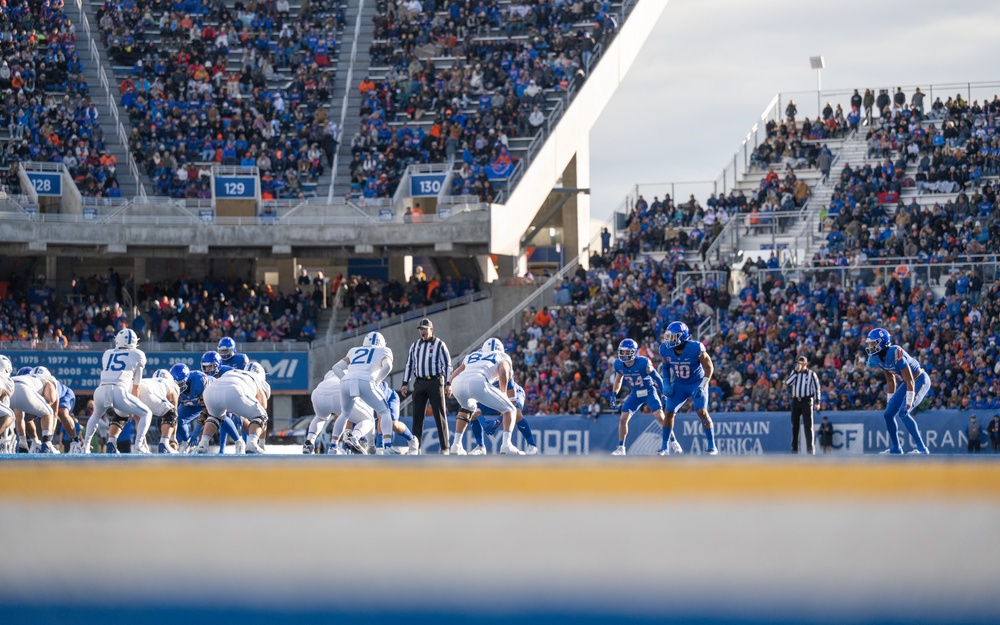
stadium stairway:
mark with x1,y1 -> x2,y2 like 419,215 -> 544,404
330,0 -> 378,197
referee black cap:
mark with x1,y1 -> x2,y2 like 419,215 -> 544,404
418,318 -> 433,329
796,356 -> 808,364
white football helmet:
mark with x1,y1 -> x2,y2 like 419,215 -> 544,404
115,328 -> 138,349
363,331 -> 386,347
153,369 -> 171,380
482,338 -> 504,354
32,366 -> 52,378
0,355 -> 12,376
246,362 -> 266,379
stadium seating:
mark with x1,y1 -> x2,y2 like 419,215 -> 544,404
1,0 -> 124,197
340,273 -> 481,331
104,0 -> 343,199
352,0 -> 620,199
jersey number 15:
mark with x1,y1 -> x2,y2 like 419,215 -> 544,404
104,353 -> 129,372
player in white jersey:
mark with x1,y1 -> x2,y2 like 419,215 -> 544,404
10,367 -> 58,453
448,338 -> 522,455
198,362 -> 270,454
330,331 -> 394,453
303,370 -> 346,453
0,355 -> 16,454
137,370 -> 184,454
30,366 -> 85,453
86,328 -> 152,454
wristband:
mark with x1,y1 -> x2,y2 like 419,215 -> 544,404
887,393 -> 893,403
905,391 -> 914,405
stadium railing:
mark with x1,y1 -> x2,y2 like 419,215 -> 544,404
311,290 -> 491,348
0,341 -> 311,352
737,257 -> 1000,292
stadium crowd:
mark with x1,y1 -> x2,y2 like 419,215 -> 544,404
339,268 -> 481,331
105,0 -> 343,199
0,270 -> 322,345
349,0 -> 621,199
2,0 -> 126,198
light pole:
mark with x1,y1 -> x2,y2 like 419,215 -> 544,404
810,56 -> 825,118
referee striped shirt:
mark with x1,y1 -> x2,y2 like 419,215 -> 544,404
785,368 -> 821,400
403,337 -> 452,382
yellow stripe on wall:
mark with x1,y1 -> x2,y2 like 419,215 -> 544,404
2,460 -> 999,503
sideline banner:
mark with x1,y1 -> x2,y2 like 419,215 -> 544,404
405,410 -> 988,455
4,351 -> 309,393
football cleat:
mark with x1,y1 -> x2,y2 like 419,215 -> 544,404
525,444 -> 539,455
302,440 -> 315,454
408,438 -> 420,455
234,438 -> 246,455
39,441 -> 58,454
706,447 -> 719,456
657,448 -> 671,456
383,445 -> 401,455
450,445 -> 467,456
499,442 -> 525,455
29,440 -> 41,454
669,439 -> 683,455
194,440 -> 210,454
328,444 -> 345,455
245,439 -> 265,454
158,442 -> 177,454
879,448 -> 903,455
69,440 -> 84,454
375,447 -> 385,455
611,446 -> 626,456
105,441 -> 120,454
342,432 -> 366,455
469,445 -> 487,455
907,448 -> 929,455
134,440 -> 150,454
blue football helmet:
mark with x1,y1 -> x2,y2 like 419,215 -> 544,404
201,351 -> 221,375
865,328 -> 891,355
17,366 -> 33,376
169,363 -> 191,386
664,321 -> 690,348
217,337 -> 236,358
618,338 -> 638,362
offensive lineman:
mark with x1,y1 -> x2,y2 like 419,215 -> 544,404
448,338 -> 522,455
198,363 -> 270,454
468,378 -> 537,455
86,328 -> 152,454
11,366 -> 59,453
864,328 -> 931,454
0,355 -> 15,453
138,369 -> 183,454
31,367 -> 85,453
659,321 -> 718,456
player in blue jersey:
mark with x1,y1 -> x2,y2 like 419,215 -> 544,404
372,380 -> 418,454
170,363 -> 244,454
201,350 -> 245,444
217,337 -> 250,371
611,338 -> 668,456
864,328 -> 930,454
659,321 -> 718,455
468,379 -> 537,454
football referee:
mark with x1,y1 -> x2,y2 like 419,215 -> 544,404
400,318 -> 452,454
785,355 -> 821,454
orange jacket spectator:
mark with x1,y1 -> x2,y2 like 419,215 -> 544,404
359,78 -> 375,94
535,307 -> 553,328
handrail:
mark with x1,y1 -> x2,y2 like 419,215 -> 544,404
73,0 -> 146,197
329,0 -> 366,200
312,290 -> 491,348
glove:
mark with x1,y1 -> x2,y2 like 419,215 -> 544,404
483,418 -> 502,436
610,397 -> 619,411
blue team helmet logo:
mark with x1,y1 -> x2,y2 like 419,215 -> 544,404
865,328 -> 891,355
201,351 -> 221,375
217,337 -> 236,357
664,321 -> 690,348
169,363 -> 191,386
618,338 -> 638,362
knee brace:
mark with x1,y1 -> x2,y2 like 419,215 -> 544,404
698,413 -> 713,428
204,415 -> 222,430
160,408 -> 178,426
249,414 -> 268,428
107,408 -> 130,427
456,411 -> 472,423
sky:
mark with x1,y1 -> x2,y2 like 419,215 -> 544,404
589,0 -> 1000,222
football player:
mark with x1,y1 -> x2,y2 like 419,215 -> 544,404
864,328 -> 930,454
610,338 -> 668,456
330,332 -> 395,453
659,321 -> 717,455
86,329 -> 151,454
448,338 -> 522,455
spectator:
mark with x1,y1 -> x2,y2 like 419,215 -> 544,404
966,415 -> 984,453
818,416 -> 834,453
